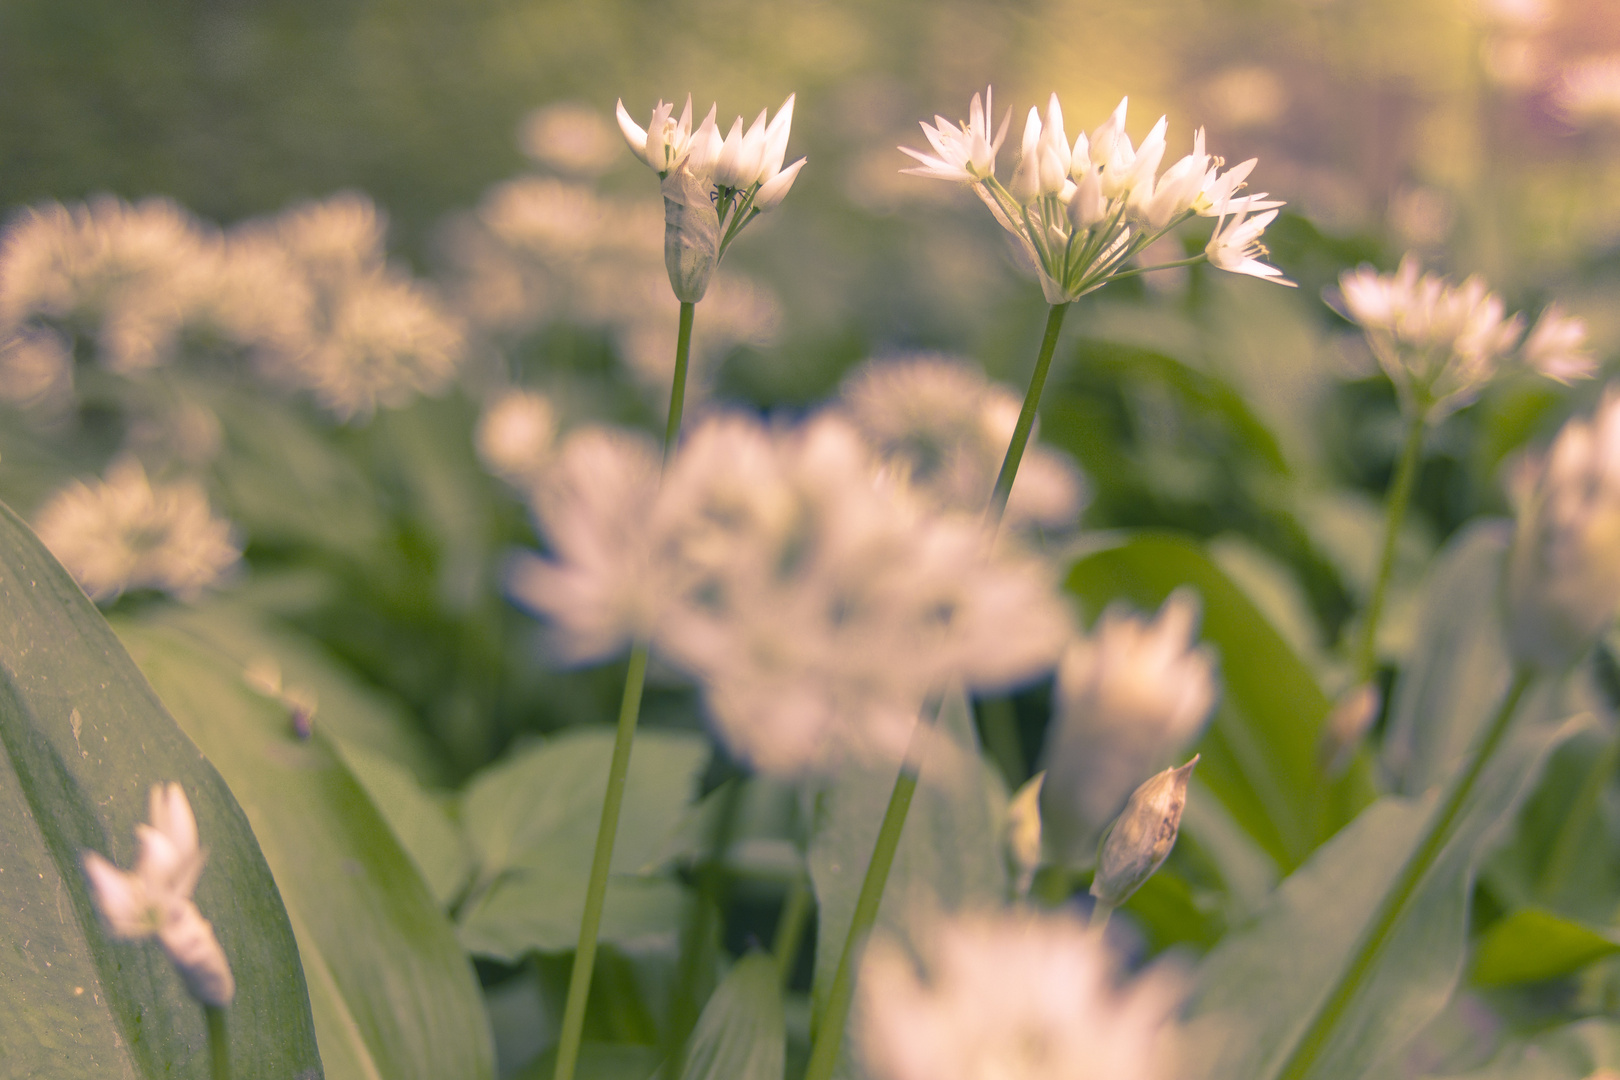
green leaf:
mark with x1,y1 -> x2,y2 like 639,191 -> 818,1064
116,620 -> 495,1080
0,499 -> 322,1078
677,953 -> 786,1080
455,728 -> 710,962
515,1042 -> 662,1080
1066,531 -> 1358,870
1471,908 -> 1620,988
1384,521 -> 1516,794
1428,1018 -> 1620,1080
1187,689 -> 1580,1080
808,689 -> 1007,1024
335,742 -> 475,909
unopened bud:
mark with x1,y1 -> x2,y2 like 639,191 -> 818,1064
1005,772 -> 1045,898
1319,683 -> 1380,778
1090,757 -> 1197,910
661,167 -> 719,303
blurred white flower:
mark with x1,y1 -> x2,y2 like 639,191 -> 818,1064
82,783 -> 235,1007
1039,589 -> 1218,865
1506,386 -> 1620,670
839,354 -> 1087,532
476,388 -> 557,487
33,458 -> 240,604
857,909 -> 1182,1080
520,101 -> 624,176
1332,256 -> 1590,417
1558,55 -> 1620,127
903,90 -> 1287,302
0,325 -> 74,412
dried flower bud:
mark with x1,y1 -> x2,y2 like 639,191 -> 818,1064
1090,757 -> 1197,910
1004,772 -> 1045,898
1505,387 -> 1620,671
661,168 -> 719,303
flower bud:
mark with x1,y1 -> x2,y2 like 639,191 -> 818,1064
1090,756 -> 1197,910
1505,387 -> 1620,670
1319,682 -> 1380,778
661,167 -> 719,303
1004,771 -> 1045,898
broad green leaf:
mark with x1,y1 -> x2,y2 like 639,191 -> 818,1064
1066,532 -> 1360,870
116,620 -> 495,1080
1384,521 -> 1515,794
0,499 -> 322,1079
808,689 -> 1008,1025
1471,908 -> 1620,988
335,742 -> 475,909
455,728 -> 709,962
1428,1018 -> 1620,1080
678,953 -> 786,1080
516,1042 -> 661,1080
1188,689 -> 1580,1080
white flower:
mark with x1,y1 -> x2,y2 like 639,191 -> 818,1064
82,783 -> 235,1007
1205,198 -> 1292,285
857,909 -> 1182,1080
1332,256 -> 1589,417
899,86 -> 1009,182
839,354 -> 1087,531
616,96 -> 698,174
33,458 -> 240,604
1038,590 -> 1218,864
476,388 -> 557,486
1506,386 -> 1620,670
507,426 -> 664,665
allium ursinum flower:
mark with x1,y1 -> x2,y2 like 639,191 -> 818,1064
476,388 -> 557,488
903,91 -> 1287,303
1332,256 -> 1595,419
82,783 -> 235,1007
839,354 -> 1087,532
652,414 -> 1072,777
857,909 -> 1182,1080
1038,589 -> 1218,866
33,457 -> 241,604
0,196 -> 223,375
1505,386 -> 1620,671
0,324 -> 74,412
618,94 -> 805,303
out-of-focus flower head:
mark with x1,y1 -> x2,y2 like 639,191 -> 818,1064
82,783 -> 235,1007
1506,386 -> 1620,670
857,909 -> 1182,1080
1558,55 -> 1620,127
476,388 -> 557,488
520,101 -> 624,177
511,410 -> 1071,778
902,90 -> 1288,303
1039,589 -> 1217,865
33,457 -> 241,605
839,354 -> 1087,532
1331,255 -> 1595,419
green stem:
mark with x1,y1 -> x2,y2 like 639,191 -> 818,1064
988,303 -> 1070,527
1275,667 -> 1534,1080
1105,254 -> 1209,282
205,1004 -> 230,1080
552,642 -> 650,1080
1355,409 -> 1427,681
1089,899 -> 1115,932
801,719 -> 932,1080
772,875 -> 813,985
666,775 -> 744,1070
664,302 -> 695,463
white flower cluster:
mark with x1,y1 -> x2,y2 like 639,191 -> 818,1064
509,407 -> 1072,778
1039,590 -> 1218,864
902,89 -> 1289,302
838,354 -> 1086,532
82,783 -> 235,1007
446,175 -> 780,391
857,909 -> 1182,1080
32,458 -> 240,604
1334,255 -> 1595,418
0,192 -> 465,421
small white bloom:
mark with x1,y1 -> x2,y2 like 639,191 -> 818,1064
1205,199 -> 1292,285
33,458 -> 241,604
616,96 -> 698,174
1039,589 -> 1218,864
1505,386 -> 1620,670
1522,303 -> 1596,383
899,86 -> 1009,183
82,783 -> 235,1007
858,909 -> 1182,1080
476,388 -> 557,486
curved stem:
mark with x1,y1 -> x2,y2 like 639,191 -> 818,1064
801,715 -> 933,1080
205,1004 -> 230,1080
988,303 -> 1070,528
1276,667 -> 1534,1080
1355,409 -> 1427,681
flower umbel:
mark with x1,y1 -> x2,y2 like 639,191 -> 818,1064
82,783 -> 235,1007
902,90 -> 1288,302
